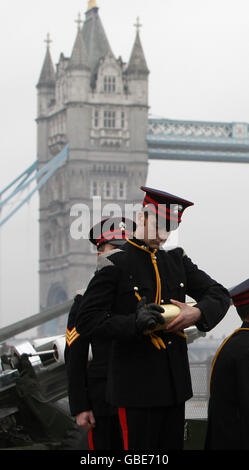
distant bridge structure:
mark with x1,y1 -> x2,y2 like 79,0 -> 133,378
148,118 -> 249,163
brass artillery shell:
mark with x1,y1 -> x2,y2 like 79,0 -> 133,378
144,302 -> 196,334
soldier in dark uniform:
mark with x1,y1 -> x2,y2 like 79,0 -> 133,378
205,278 -> 249,450
65,216 -> 136,450
72,186 -> 230,450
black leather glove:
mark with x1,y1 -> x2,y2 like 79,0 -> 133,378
136,297 -> 165,334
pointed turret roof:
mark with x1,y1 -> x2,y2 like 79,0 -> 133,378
126,30 -> 149,76
37,41 -> 56,88
68,27 -> 90,71
82,4 -> 113,74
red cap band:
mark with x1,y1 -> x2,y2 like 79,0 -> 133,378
96,229 -> 131,246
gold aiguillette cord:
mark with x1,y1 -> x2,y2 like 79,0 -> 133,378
127,239 -> 186,349
127,238 -> 165,350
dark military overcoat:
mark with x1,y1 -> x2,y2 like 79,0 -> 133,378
65,295 -> 116,417
74,239 -> 230,408
205,321 -> 249,450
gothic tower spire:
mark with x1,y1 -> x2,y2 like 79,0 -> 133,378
36,34 -> 55,118
82,2 -> 113,75
37,34 -> 56,88
68,14 -> 89,71
126,18 -> 149,76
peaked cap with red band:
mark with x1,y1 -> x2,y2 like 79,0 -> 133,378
89,217 -> 136,247
229,279 -> 249,317
140,186 -> 194,230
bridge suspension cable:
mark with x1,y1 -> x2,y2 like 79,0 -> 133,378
0,145 -> 69,228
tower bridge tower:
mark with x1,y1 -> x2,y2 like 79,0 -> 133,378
36,2 -> 149,330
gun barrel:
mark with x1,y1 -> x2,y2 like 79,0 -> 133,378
0,300 -> 73,342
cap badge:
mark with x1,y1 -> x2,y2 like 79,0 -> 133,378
119,221 -> 126,231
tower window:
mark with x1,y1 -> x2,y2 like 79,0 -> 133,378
57,232 -> 63,255
117,181 -> 126,200
104,111 -> 116,128
121,111 -> 125,129
104,76 -> 116,93
91,181 -> 98,197
94,110 -> 99,127
103,181 -> 112,199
